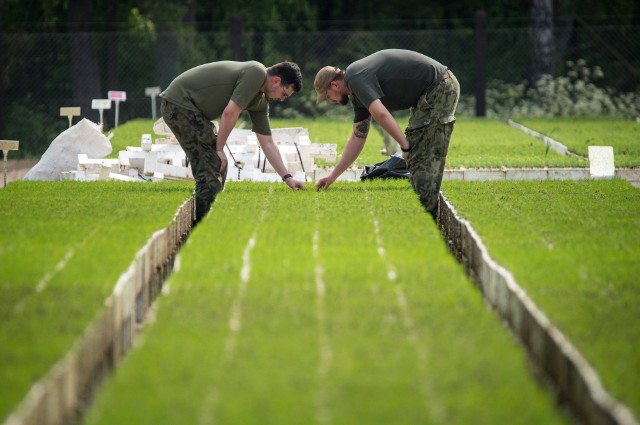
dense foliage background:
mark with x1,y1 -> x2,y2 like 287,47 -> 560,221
1,0 -> 639,157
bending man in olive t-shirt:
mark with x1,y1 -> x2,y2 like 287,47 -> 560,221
314,49 -> 460,220
160,60 -> 306,223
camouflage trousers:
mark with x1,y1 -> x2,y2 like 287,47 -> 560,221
161,100 -> 227,223
405,71 -> 460,220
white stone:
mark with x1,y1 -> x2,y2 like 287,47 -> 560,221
24,119 -> 112,181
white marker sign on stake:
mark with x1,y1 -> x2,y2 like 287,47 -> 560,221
60,107 -> 81,128
1,140 -> 19,187
92,99 -> 112,125
145,86 -> 161,119
108,90 -> 127,128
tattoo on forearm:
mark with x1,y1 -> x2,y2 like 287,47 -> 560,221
354,118 -> 371,139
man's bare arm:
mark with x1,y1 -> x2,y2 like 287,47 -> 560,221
353,116 -> 371,139
216,99 -> 243,151
368,99 -> 410,151
316,117 -> 370,190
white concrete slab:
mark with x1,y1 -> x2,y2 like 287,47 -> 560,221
588,146 -> 615,179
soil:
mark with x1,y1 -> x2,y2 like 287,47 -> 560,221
0,159 -> 39,189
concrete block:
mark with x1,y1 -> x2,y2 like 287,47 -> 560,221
314,168 -> 360,182
155,162 -> 191,179
119,151 -> 145,169
505,169 -> 548,180
287,162 -> 303,172
443,169 -> 464,180
464,169 -> 505,181
306,144 -> 337,161
99,164 -> 111,180
547,168 -> 589,180
143,152 -> 158,175
108,173 -> 138,182
141,134 -> 152,152
151,144 -> 184,153
297,135 -> 312,146
154,137 -> 178,145
271,127 -> 310,145
616,169 -> 640,188
588,146 -> 615,179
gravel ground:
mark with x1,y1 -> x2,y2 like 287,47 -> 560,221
0,159 -> 39,189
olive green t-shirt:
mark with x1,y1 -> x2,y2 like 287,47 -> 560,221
160,61 -> 272,135
345,49 -> 448,122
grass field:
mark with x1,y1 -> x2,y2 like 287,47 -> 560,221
83,181 -> 566,425
0,181 -> 193,421
513,117 -> 640,168
447,118 -> 587,168
5,115 -> 638,423
442,179 -> 640,417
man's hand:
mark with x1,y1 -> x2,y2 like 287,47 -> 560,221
316,175 -> 336,191
216,150 -> 228,172
285,178 -> 306,190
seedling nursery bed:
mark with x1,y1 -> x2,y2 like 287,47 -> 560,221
441,179 -> 640,422
83,181 -> 565,425
512,117 -> 640,168
0,181 -> 193,423
3,117 -> 638,424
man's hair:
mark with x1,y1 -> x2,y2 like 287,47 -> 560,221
267,61 -> 303,92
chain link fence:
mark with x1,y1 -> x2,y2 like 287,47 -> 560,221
1,21 -> 639,157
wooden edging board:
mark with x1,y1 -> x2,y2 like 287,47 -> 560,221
3,197 -> 195,425
437,192 -> 638,425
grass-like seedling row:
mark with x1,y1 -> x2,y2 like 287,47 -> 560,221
445,118 -> 587,169
0,181 -> 193,421
442,179 -> 640,418
513,117 -> 640,168
272,117 -> 587,169
84,181 -> 565,425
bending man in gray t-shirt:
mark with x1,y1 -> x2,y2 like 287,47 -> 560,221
314,49 -> 460,220
161,60 -> 306,223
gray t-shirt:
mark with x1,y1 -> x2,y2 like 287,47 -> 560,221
160,61 -> 271,135
345,49 -> 448,122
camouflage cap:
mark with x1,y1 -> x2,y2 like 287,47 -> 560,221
314,66 -> 340,103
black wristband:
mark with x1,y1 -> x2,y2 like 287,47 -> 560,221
401,145 -> 411,153
282,173 -> 293,181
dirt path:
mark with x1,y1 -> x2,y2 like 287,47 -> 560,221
1,159 -> 39,188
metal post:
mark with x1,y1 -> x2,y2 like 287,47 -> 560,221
0,140 -> 20,188
475,10 -> 487,117
231,16 -> 244,61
